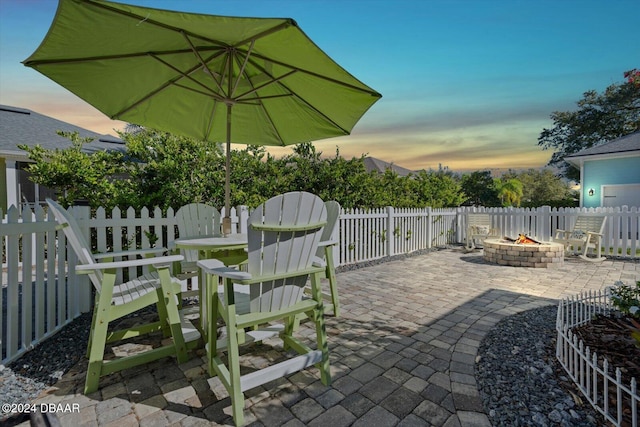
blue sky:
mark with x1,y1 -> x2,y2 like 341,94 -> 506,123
1,0 -> 638,172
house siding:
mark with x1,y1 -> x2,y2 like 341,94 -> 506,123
582,156 -> 640,208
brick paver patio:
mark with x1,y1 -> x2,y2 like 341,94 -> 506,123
24,248 -> 640,426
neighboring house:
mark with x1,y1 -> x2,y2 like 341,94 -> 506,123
363,156 -> 414,177
565,131 -> 640,208
0,104 -> 125,212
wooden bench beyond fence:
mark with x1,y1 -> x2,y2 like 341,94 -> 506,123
553,215 -> 607,262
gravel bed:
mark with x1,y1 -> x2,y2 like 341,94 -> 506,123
476,304 -> 604,426
0,312 -> 91,421
2,248 -> 606,426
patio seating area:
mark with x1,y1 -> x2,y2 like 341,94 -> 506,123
18,247 -> 639,426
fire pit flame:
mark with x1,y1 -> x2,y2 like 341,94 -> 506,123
504,234 -> 542,245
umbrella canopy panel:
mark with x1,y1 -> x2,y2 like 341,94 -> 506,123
24,0 -> 382,147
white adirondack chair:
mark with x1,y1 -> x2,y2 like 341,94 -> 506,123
46,199 -> 200,394
197,192 -> 330,426
174,203 -> 221,280
553,215 -> 607,262
465,213 -> 500,250
315,200 -> 341,316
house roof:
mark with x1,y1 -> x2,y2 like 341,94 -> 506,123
363,156 -> 414,177
565,131 -> 640,165
0,104 -> 125,160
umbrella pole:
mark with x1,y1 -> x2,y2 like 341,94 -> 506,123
222,104 -> 232,236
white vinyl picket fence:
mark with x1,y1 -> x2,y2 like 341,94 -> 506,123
556,290 -> 639,427
1,203 -> 247,364
2,203 -> 640,364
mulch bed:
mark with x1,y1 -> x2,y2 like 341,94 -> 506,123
571,314 -> 640,426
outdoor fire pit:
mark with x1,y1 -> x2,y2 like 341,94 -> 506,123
483,235 -> 565,268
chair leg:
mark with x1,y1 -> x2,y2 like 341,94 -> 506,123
225,304 -> 245,426
207,276 -> 221,376
310,272 -> 331,386
325,246 -> 339,317
86,295 -> 99,359
157,267 -> 188,363
85,310 -> 109,394
155,288 -> 172,338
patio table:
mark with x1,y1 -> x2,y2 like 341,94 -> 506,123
174,234 -> 248,338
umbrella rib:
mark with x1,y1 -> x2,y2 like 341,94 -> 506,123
248,51 -> 381,98
111,52 -> 226,118
234,70 -> 297,101
80,0 -> 232,49
182,32 -> 227,96
150,53 -> 226,100
232,54 -> 287,144
171,82 -> 226,101
231,41 -> 255,98
236,56 -> 351,138
231,20 -> 294,49
23,47 -> 223,66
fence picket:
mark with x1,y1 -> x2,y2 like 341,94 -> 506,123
557,291 -> 639,427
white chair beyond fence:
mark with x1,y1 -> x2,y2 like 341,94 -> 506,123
553,215 -> 607,262
46,199 -> 200,394
465,213 -> 501,250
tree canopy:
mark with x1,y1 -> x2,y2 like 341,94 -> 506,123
19,130 -> 466,211
538,69 -> 640,181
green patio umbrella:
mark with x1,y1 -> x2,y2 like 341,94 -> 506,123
24,0 -> 381,234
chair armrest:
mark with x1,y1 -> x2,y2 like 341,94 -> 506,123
312,256 -> 327,268
198,259 -> 324,284
197,259 -> 252,280
93,247 -> 167,260
251,221 -> 326,232
76,254 -> 183,272
318,238 -> 338,248
585,231 -> 603,239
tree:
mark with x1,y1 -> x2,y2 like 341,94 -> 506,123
122,128 -> 225,210
502,168 -> 577,207
493,177 -> 523,207
460,171 -> 499,206
538,70 -> 640,181
412,169 -> 465,208
18,131 -> 130,209
22,129 -> 472,211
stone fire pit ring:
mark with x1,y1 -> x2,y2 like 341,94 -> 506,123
483,238 -> 565,268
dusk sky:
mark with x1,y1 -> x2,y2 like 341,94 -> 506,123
1,0 -> 638,172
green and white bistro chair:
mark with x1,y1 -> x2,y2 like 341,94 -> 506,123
46,198 -> 200,394
197,191 -> 331,426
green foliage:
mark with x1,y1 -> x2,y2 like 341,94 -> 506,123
412,169 -> 465,208
20,131 -> 469,211
493,177 -> 523,207
460,171 -> 499,206
18,131 -> 130,209
609,280 -> 640,347
610,280 -> 640,319
501,169 -> 577,208
538,70 -> 640,181
122,128 -> 225,210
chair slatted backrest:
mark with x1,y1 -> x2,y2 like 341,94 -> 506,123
176,203 -> 221,264
467,213 -> 492,228
46,199 -> 102,292
246,192 -> 327,313
573,216 -> 607,243
315,201 -> 340,260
